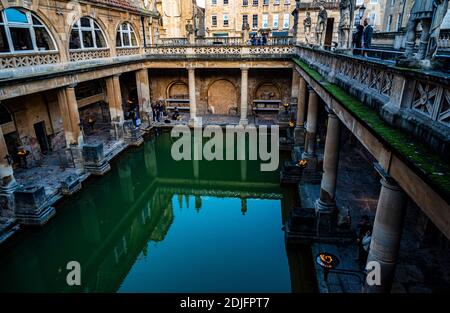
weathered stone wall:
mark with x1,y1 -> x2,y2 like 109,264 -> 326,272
2,91 -> 65,156
148,67 -> 292,115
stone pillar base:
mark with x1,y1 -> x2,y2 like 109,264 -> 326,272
84,162 -> 111,176
294,126 -> 305,145
123,122 -> 144,147
0,179 -> 20,218
111,121 -> 124,141
301,152 -> 318,169
315,198 -> 336,214
188,117 -> 201,127
61,174 -> 82,196
14,186 -> 56,226
82,143 -> 111,176
239,118 -> 248,126
314,199 -> 338,234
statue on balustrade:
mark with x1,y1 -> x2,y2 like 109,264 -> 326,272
292,0 -> 301,38
315,5 -> 328,46
185,21 -> 195,35
185,20 -> 195,44
338,0 -> 355,49
304,12 -> 312,33
401,0 -> 449,66
242,20 -> 250,31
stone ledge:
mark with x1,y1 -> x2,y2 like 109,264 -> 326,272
293,57 -> 450,203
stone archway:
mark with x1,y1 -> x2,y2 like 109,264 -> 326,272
167,81 -> 189,99
207,79 -> 237,115
254,82 -> 281,100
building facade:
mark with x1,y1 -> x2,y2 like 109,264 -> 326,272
157,0 -> 205,38
205,0 -> 297,37
380,0 -> 413,32
358,0 -> 385,31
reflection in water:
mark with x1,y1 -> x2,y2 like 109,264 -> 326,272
0,131 -> 313,293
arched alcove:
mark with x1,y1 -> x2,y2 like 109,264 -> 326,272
207,79 -> 237,115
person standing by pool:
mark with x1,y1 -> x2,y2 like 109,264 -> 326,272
352,25 -> 364,55
363,18 -> 373,56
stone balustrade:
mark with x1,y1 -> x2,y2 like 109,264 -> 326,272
116,47 -> 141,57
69,48 -> 111,62
0,51 -> 60,70
144,44 -> 296,58
293,44 -> 450,156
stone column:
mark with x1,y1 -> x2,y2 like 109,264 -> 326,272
65,84 -> 83,146
188,67 -> 197,125
0,125 -> 17,197
135,68 -> 151,121
302,88 -> 319,161
294,77 -> 307,145
364,174 -> 407,293
240,67 -> 249,125
106,75 -> 124,123
291,70 -> 300,99
315,112 -> 341,213
57,88 -> 75,147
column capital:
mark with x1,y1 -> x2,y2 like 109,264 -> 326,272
374,162 -> 402,191
186,66 -> 196,71
66,83 -> 77,89
307,85 -> 315,93
240,66 -> 249,72
326,108 -> 338,118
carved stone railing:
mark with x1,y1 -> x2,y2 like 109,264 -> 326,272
69,48 -> 111,62
195,37 -> 243,46
373,30 -> 450,52
156,38 -> 189,46
0,51 -> 60,70
144,45 -> 296,57
294,45 -> 450,156
116,47 -> 140,57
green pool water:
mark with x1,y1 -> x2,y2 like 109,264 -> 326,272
0,131 -> 314,293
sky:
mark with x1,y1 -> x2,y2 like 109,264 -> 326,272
197,0 -> 205,8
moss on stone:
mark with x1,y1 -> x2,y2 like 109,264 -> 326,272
293,57 -> 450,198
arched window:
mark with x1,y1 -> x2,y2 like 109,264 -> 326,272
69,17 -> 107,50
116,23 -> 137,48
0,8 -> 56,53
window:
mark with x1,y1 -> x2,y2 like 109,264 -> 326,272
390,0 -> 395,5
212,0 -> 217,5
262,14 -> 269,28
116,23 -> 137,47
386,15 -> 392,32
243,14 -> 248,27
396,13 -> 403,31
263,0 -> 269,5
253,0 -> 258,6
272,14 -> 279,29
369,12 -> 376,26
70,17 -> 107,50
0,8 -> 56,53
282,13 -> 289,29
243,0 -> 248,5
284,0 -> 290,4
274,0 -> 280,4
223,15 -> 229,27
212,16 -> 217,27
252,15 -> 258,29
224,0 -> 228,4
